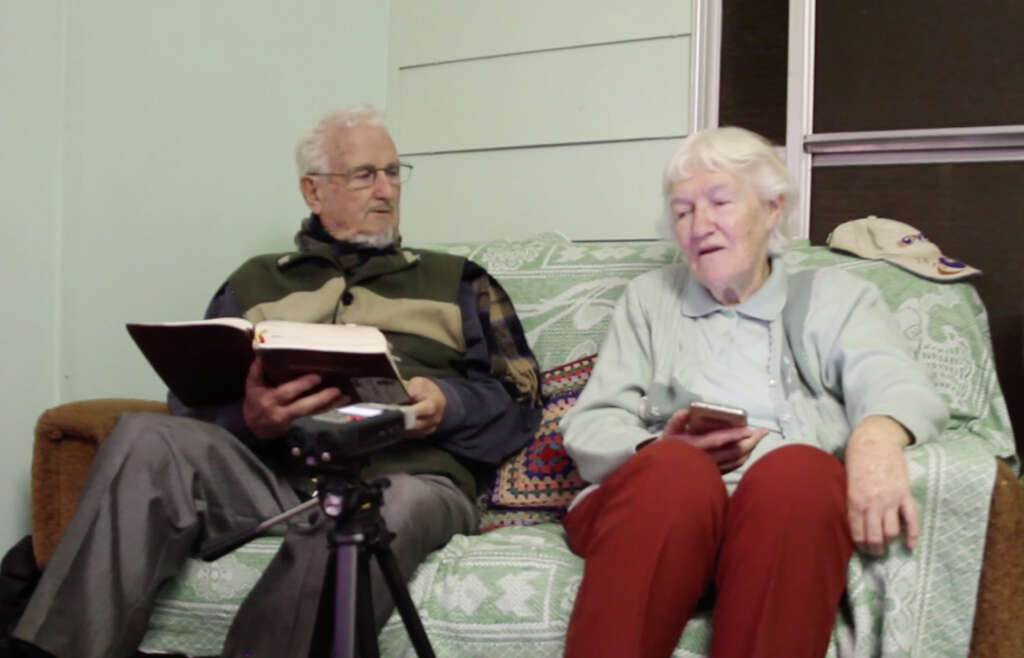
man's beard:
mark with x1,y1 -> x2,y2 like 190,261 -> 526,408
347,227 -> 396,248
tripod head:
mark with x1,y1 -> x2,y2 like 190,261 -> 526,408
287,404 -> 408,472
286,404 -> 413,551
201,404 -> 407,562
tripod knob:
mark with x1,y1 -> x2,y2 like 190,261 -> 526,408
323,492 -> 344,517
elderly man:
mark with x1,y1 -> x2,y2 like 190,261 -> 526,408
13,104 -> 541,658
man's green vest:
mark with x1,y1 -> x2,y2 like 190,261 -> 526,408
227,245 -> 480,498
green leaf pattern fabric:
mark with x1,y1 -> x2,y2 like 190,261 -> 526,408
140,232 -> 1016,657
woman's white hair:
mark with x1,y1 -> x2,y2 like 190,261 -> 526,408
294,104 -> 387,176
659,126 -> 798,252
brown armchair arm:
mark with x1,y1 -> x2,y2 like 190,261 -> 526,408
969,459 -> 1024,657
31,398 -> 168,567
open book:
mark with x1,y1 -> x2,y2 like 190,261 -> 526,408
126,319 -> 411,408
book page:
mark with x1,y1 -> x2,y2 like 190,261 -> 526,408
254,320 -> 388,353
138,317 -> 254,331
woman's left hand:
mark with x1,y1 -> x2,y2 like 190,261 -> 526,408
844,415 -> 918,556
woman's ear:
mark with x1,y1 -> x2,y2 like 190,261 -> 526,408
763,195 -> 784,232
299,175 -> 322,213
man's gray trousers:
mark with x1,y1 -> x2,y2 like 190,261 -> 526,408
13,412 -> 477,658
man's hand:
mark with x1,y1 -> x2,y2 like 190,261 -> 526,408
404,377 -> 447,438
660,407 -> 768,473
242,357 -> 346,438
844,415 -> 917,556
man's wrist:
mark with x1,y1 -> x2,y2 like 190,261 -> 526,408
432,377 -> 462,434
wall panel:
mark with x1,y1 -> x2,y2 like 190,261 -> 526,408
396,37 -> 689,153
388,1 -> 692,241
393,0 -> 689,66
399,138 -> 681,244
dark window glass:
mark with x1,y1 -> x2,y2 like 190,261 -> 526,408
814,2 -> 1024,132
719,0 -> 788,143
810,162 -> 1024,452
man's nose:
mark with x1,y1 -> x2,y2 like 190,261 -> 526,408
372,171 -> 397,198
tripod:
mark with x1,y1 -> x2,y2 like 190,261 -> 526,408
200,466 -> 436,658
321,469 -> 436,658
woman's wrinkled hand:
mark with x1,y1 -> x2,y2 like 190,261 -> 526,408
242,357 -> 346,438
844,415 -> 917,556
660,407 -> 769,473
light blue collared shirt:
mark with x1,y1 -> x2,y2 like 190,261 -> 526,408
679,261 -> 786,489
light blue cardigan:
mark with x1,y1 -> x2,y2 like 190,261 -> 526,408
562,256 -> 949,487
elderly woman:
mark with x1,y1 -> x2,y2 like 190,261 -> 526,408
559,127 -> 948,658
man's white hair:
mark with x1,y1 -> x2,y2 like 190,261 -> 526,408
294,104 -> 387,176
658,126 -> 798,252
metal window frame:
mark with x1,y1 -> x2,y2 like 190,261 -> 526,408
786,0 -> 815,239
696,1 -> 1023,236
786,4 -> 1023,219
806,126 -> 1024,166
691,0 -> 722,134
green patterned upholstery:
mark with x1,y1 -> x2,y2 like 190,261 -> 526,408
139,232 -> 1016,657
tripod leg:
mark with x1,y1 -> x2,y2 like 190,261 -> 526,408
356,548 -> 380,658
374,547 -> 436,658
332,544 -> 359,658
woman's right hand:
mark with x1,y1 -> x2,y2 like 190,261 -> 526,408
660,408 -> 769,473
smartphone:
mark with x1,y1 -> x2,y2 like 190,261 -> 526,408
686,401 -> 747,434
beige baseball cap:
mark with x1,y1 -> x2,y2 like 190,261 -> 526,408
826,216 -> 981,281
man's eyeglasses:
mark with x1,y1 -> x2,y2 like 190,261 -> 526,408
309,162 -> 413,190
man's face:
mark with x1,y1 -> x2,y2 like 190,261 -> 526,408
301,123 -> 401,243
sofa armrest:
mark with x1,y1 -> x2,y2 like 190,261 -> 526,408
969,459 -> 1024,657
31,398 -> 168,567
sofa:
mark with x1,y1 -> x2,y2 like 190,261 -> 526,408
30,232 -> 1024,657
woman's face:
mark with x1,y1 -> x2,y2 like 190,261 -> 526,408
668,169 -> 781,305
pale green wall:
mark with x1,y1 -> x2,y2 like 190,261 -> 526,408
0,0 -> 65,553
0,0 -> 390,550
388,0 -> 692,244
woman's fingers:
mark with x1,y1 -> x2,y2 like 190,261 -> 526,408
900,493 -> 920,550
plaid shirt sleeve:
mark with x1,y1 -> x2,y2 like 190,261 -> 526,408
466,262 -> 542,408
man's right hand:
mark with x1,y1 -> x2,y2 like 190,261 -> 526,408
242,357 -> 346,438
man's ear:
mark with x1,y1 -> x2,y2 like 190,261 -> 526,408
299,176 -> 321,213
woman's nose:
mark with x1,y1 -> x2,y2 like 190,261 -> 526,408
692,203 -> 714,233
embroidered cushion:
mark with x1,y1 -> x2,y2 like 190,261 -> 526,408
479,355 -> 595,530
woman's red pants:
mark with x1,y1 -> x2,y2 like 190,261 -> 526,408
563,441 -> 853,658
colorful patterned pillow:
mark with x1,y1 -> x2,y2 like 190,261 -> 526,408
480,355 -> 595,531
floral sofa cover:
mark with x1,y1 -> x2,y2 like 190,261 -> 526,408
138,232 -> 1018,657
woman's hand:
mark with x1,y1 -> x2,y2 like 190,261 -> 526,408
844,415 -> 918,556
404,377 -> 447,438
661,407 -> 769,473
242,357 -> 346,438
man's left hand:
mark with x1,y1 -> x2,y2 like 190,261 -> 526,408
404,377 -> 446,438
844,415 -> 918,556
